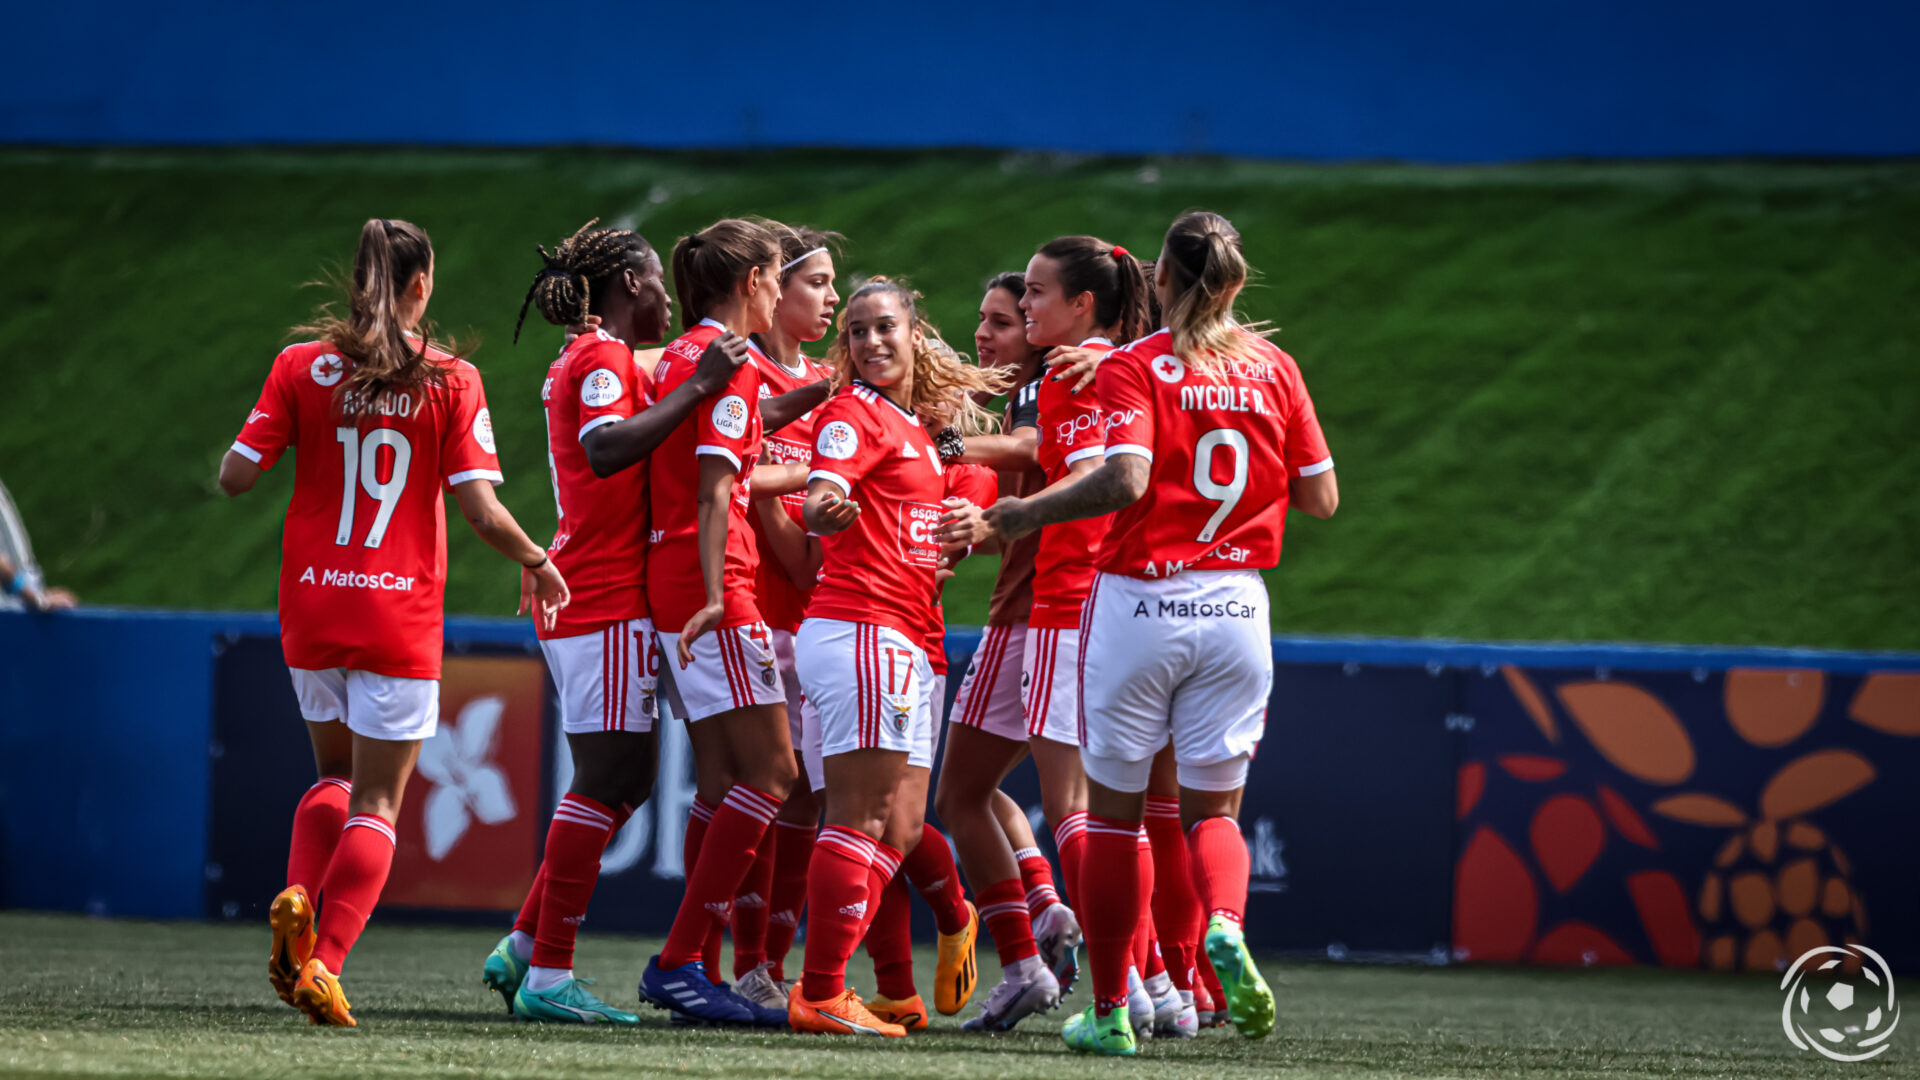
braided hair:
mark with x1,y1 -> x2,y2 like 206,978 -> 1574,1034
514,218 -> 657,343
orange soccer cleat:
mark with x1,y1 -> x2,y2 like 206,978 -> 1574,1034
934,899 -> 979,1016
267,885 -> 317,1006
865,992 -> 929,1031
291,958 -> 356,1028
788,985 -> 907,1037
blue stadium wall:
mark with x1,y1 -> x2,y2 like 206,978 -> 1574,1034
4,607 -> 1917,973
3,2 -> 1916,160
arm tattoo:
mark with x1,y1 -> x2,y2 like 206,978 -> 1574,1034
1020,455 -> 1148,532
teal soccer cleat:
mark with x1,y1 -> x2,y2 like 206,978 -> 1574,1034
1061,1004 -> 1138,1056
513,976 -> 640,1024
1203,914 -> 1275,1039
481,934 -> 529,1014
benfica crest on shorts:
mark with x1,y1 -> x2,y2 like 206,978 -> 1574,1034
886,694 -> 912,732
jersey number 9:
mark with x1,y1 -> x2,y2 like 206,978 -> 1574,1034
1192,428 -> 1249,543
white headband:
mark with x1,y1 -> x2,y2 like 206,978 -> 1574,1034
780,246 -> 829,274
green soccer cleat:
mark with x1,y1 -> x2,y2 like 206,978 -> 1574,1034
482,935 -> 529,1014
1204,914 -> 1274,1039
513,976 -> 640,1024
1061,1004 -> 1138,1056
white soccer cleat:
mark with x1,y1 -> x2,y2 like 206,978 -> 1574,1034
733,962 -> 787,1012
1155,988 -> 1199,1039
1033,902 -> 1082,990
960,956 -> 1061,1032
1126,967 -> 1155,1039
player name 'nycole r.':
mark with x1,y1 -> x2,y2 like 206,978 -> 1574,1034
1179,383 -> 1271,414
296,566 -> 417,591
1132,598 -> 1259,619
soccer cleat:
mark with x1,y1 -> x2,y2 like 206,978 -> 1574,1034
290,958 -> 355,1028
481,934 -> 529,1014
787,985 -> 908,1037
934,899 -> 979,1015
1061,1004 -> 1137,1056
1192,979 -> 1221,1028
1032,902 -> 1082,992
512,976 -> 639,1024
961,958 -> 1060,1032
637,955 -> 755,1026
1126,967 -> 1155,1039
1155,988 -> 1199,1039
866,992 -> 929,1031
1204,914 -> 1274,1039
733,963 -> 787,1013
267,885 -> 316,1006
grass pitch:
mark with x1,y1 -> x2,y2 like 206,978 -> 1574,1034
2,151 -> 1917,649
0,912 -> 1857,1079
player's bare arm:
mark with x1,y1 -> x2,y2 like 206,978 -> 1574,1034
1044,344 -> 1110,394
581,332 -> 751,477
1290,468 -> 1340,518
450,478 -> 570,632
747,462 -> 808,500
216,450 -> 264,497
983,453 -> 1149,543
950,426 -> 1039,469
800,477 -> 861,536
676,454 -> 737,666
759,379 -> 832,434
754,495 -> 824,590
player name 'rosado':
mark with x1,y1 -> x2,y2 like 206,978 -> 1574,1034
296,566 -> 417,591
1179,383 -> 1271,414
1132,597 -> 1259,619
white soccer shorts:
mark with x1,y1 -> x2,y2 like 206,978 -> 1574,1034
771,628 -> 806,743
1077,570 -> 1271,793
795,617 -> 934,768
655,621 -> 786,722
539,618 -> 661,734
1021,625 -> 1082,747
948,621 -> 1028,742
290,667 -> 439,741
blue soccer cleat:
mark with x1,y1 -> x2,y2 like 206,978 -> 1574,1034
638,955 -> 756,1026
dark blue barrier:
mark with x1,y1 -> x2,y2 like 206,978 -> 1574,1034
4,606 -> 1917,971
5,2 -> 1916,160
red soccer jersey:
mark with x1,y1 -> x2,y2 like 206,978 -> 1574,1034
539,329 -> 655,639
231,340 -> 502,679
749,341 -> 833,633
646,319 -> 766,633
805,382 -> 948,640
1096,329 -> 1332,580
924,463 -> 999,674
1030,338 -> 1116,628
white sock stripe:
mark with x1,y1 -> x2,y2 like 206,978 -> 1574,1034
690,799 -> 716,822
344,815 -> 397,845
552,809 -> 614,831
558,795 -> 615,824
870,847 -> 902,877
723,786 -> 782,820
774,820 -> 816,833
1084,823 -> 1140,838
1012,846 -> 1043,862
313,776 -> 353,794
980,901 -> 1027,919
818,828 -> 876,863
1025,884 -> 1060,900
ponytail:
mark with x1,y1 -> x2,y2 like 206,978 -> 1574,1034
1159,211 -> 1271,373
1035,235 -> 1151,344
294,218 -> 448,416
669,218 -> 780,330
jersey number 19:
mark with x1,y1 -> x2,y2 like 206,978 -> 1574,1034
334,426 -> 413,548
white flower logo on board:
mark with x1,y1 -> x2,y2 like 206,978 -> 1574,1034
417,695 -> 518,860
1781,943 -> 1899,1061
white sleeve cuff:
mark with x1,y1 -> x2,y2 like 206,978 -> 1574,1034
1296,456 -> 1335,477
446,468 -> 505,486
1106,444 -> 1153,461
228,440 -> 264,464
578,414 -> 624,441
695,445 -> 743,472
1064,445 -> 1106,465
808,469 -> 851,495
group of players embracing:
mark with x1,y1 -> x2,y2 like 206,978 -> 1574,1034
221,206 -> 1336,1057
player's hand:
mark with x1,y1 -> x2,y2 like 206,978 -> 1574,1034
935,554 -> 956,585
521,560 -> 571,633
678,601 -> 725,668
811,492 -> 861,536
693,331 -> 752,394
28,586 -> 77,612
982,496 -> 1035,542
1046,345 -> 1106,394
564,314 -> 604,343
934,497 -> 990,546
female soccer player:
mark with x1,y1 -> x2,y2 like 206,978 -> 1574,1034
726,222 -> 841,1011
637,218 -> 795,1026
787,279 -> 1008,1036
219,218 -> 569,1028
479,220 -> 752,1024
980,211 -> 1338,1055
